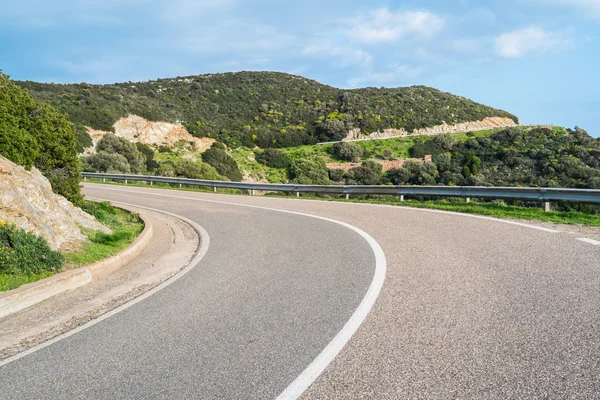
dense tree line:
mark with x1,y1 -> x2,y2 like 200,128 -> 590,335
389,127 -> 600,189
17,71 -> 517,149
0,73 -> 82,204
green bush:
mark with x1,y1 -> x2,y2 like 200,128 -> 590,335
157,159 -> 226,180
328,168 -> 345,182
202,146 -> 243,181
0,73 -> 82,204
331,142 -> 363,162
345,160 -> 383,185
256,149 -> 291,168
0,223 -> 64,275
82,151 -> 131,173
96,134 -> 146,173
289,159 -> 331,185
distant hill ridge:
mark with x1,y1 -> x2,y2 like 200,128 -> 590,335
17,71 -> 518,149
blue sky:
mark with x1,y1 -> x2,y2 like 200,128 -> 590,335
0,0 -> 599,136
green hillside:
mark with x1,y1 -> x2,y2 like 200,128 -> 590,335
17,71 -> 517,149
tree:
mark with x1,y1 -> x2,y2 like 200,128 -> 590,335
331,142 -> 363,162
82,151 -> 131,173
136,142 -> 159,171
319,119 -> 347,141
0,73 -> 82,204
289,159 -> 331,185
345,160 -> 382,185
96,134 -> 146,173
201,144 -> 243,181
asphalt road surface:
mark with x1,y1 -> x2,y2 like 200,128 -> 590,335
1,184 -> 599,399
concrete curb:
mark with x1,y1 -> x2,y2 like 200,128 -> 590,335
0,208 -> 153,320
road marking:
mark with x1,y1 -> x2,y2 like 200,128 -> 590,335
84,186 -> 387,400
577,238 -> 600,245
0,202 -> 210,368
90,183 -> 560,234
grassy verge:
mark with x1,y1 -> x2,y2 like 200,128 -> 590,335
84,179 -> 600,227
0,201 -> 144,292
64,201 -> 144,266
0,271 -> 55,292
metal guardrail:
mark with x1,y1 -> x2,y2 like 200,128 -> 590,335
82,173 -> 600,209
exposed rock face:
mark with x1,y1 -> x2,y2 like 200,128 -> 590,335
85,115 -> 215,154
344,117 -> 518,141
327,155 -> 432,173
0,155 -> 109,251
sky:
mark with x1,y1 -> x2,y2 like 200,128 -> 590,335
0,0 -> 599,137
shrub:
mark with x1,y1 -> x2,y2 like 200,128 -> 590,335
256,149 -> 291,168
201,147 -> 243,181
331,142 -> 363,162
0,223 -> 64,275
136,142 -> 159,171
289,159 -> 331,185
96,134 -> 146,173
328,168 -> 345,182
82,151 -> 131,173
345,160 -> 382,185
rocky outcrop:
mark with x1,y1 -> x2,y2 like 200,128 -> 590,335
0,155 -> 109,251
85,115 -> 215,154
344,117 -> 518,142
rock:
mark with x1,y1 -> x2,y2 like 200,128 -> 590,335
343,117 -> 518,141
84,115 -> 215,154
0,155 -> 110,251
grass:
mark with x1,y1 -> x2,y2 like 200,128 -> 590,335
84,179 -> 600,227
64,201 -> 144,266
0,271 -> 55,292
0,201 -> 144,292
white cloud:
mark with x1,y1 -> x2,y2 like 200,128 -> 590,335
495,27 -> 570,58
348,8 -> 444,44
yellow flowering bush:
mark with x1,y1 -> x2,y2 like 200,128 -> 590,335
0,224 -> 64,275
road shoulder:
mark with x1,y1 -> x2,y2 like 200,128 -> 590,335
0,206 -> 199,359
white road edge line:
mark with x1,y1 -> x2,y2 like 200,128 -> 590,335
85,186 -> 388,400
0,201 -> 211,368
88,183 -> 560,234
576,238 -> 600,245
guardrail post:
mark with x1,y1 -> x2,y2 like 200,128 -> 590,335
544,201 -> 551,212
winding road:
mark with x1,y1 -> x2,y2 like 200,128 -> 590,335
1,183 -> 599,399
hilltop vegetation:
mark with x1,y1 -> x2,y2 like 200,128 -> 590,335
17,71 -> 517,149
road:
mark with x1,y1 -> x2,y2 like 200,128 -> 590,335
2,184 -> 599,399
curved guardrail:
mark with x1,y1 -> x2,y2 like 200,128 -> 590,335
82,172 -> 600,209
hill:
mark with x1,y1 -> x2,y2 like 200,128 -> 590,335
17,71 -> 518,149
